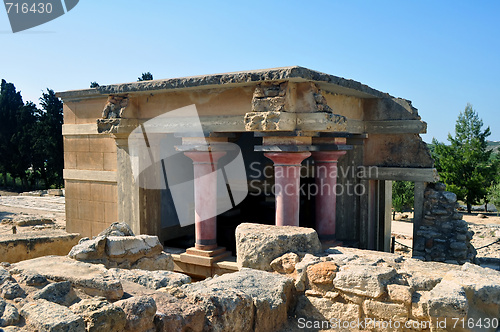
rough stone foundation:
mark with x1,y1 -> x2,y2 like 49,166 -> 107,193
413,183 -> 477,264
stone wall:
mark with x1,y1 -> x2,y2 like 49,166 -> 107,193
413,183 -> 477,264
237,224 -> 499,331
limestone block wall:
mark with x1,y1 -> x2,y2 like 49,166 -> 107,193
413,183 -> 476,264
237,224 -> 498,331
63,100 -> 119,237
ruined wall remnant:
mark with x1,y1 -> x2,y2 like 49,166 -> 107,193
413,183 -> 477,264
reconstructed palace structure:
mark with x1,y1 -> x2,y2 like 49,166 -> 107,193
58,67 -> 438,268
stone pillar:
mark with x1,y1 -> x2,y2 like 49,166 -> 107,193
184,151 -> 226,250
264,152 -> 311,227
312,151 -> 346,240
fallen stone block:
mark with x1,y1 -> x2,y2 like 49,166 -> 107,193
295,295 -> 360,322
21,299 -> 85,332
333,265 -> 396,298
70,297 -> 126,332
270,252 -> 300,274
98,222 -> 134,237
387,284 -> 412,304
131,252 -> 174,271
0,280 -> 25,300
236,223 -> 322,271
105,235 -> 163,263
115,296 -> 157,332
184,268 -> 293,332
0,231 -> 81,264
427,280 -> 468,318
19,271 -> 48,287
33,281 -> 77,306
68,236 -> 106,261
109,268 -> 190,290
153,292 -> 204,332
363,300 -> 408,322
0,267 -> 13,286
0,298 -> 20,327
14,216 -> 54,227
11,256 -> 123,301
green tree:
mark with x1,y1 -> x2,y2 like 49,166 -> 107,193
90,81 -> 100,88
432,104 -> 497,213
138,72 -> 153,81
36,89 -> 64,188
0,79 -> 27,187
392,181 -> 414,219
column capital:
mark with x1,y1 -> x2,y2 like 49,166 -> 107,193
264,151 -> 311,165
312,150 -> 347,163
184,151 -> 226,164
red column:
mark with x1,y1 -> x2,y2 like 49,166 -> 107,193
312,151 -> 346,240
264,152 -> 311,227
184,151 -> 226,250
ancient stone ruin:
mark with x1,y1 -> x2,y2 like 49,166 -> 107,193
1,67 -> 497,331
0,222 -> 499,331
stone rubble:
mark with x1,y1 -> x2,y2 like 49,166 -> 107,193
236,223 -> 322,271
68,222 -> 174,271
0,222 -> 498,331
414,182 -> 477,263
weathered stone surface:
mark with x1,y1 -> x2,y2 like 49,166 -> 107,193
294,254 -> 321,292
11,256 -> 123,301
19,271 -> 48,287
183,268 -> 293,332
98,222 -> 134,237
21,299 -> 85,332
106,235 -> 163,261
0,280 -> 25,300
411,291 -> 431,320
70,297 -> 126,332
296,295 -> 360,322
109,268 -> 190,290
0,267 -> 12,286
447,262 -> 500,306
270,252 -> 300,274
179,281 -> 254,332
427,280 -> 468,318
415,183 -> 476,263
236,223 -> 322,271
153,292 -> 204,332
68,236 -> 106,261
387,284 -> 412,304
0,298 -> 20,327
14,216 -> 54,227
115,296 -> 157,332
0,231 -> 81,264
307,262 -> 339,285
333,265 -> 396,298
32,281 -> 77,306
402,259 -> 454,291
131,252 -> 174,271
363,300 -> 408,322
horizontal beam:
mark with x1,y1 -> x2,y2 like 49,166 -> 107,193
358,167 -> 439,182
364,120 -> 427,134
63,118 -> 427,136
63,169 -> 117,182
62,123 -> 98,136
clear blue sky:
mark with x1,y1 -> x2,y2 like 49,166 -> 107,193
1,1 -> 499,143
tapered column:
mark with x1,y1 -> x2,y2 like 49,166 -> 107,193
312,151 -> 346,240
264,152 -> 311,226
184,151 -> 226,250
